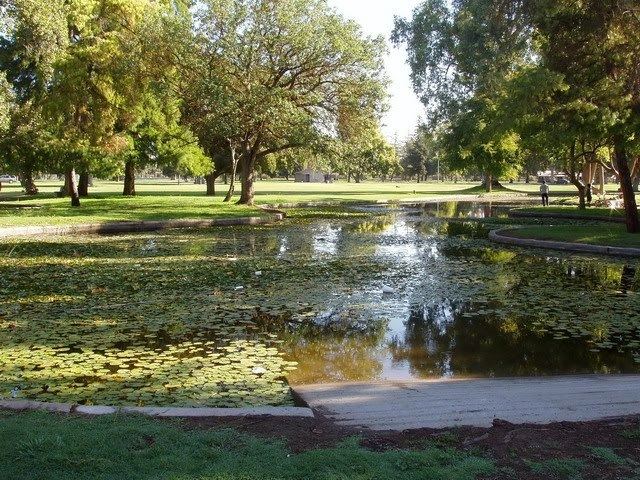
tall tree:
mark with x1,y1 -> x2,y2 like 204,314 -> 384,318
393,0 -> 532,191
192,0 -> 386,205
528,0 -> 640,231
0,0 -> 68,195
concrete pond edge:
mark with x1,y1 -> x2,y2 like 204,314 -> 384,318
489,228 -> 640,257
0,398 -> 315,418
0,213 -> 284,239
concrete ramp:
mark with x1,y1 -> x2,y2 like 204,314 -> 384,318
294,375 -> 640,430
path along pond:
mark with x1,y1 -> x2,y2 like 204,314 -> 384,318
0,202 -> 639,407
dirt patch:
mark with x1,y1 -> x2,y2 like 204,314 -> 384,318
180,412 -> 640,479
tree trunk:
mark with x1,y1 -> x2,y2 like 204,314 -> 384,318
60,173 -> 70,197
614,137 -> 639,233
632,157 -> 640,192
224,147 -> 238,203
481,172 -> 504,192
66,168 -> 80,207
237,146 -> 256,205
21,170 -> 38,195
78,172 -> 90,197
576,184 -> 586,210
484,172 -> 493,193
123,160 -> 136,196
205,173 -> 216,196
347,170 -> 352,183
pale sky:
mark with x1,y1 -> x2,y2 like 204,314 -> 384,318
327,0 -> 424,142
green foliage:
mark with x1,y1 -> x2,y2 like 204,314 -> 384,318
0,0 -> 202,190
0,73 -> 13,132
185,0 -> 388,203
401,129 -> 443,180
394,1 -> 532,182
621,428 -> 640,440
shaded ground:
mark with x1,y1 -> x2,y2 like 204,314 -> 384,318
186,413 -> 640,479
2,409 -> 639,479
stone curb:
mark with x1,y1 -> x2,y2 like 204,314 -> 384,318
509,209 -> 625,223
0,214 -> 284,239
0,399 -> 314,418
489,229 -> 640,257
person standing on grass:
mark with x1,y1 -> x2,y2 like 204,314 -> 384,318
540,180 -> 550,206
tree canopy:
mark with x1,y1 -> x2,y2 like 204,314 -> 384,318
394,0 -> 640,230
0,0 -> 390,205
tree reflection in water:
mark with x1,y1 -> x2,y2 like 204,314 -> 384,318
388,300 -> 638,379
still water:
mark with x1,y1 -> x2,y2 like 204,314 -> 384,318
0,202 -> 638,406
280,203 -> 640,383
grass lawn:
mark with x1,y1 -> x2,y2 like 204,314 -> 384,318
0,194 -> 264,227
0,179 -> 506,227
0,177 -> 633,228
503,225 -> 640,248
514,205 -> 626,219
0,411 -> 494,480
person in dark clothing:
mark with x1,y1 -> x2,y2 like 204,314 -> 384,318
586,183 -> 593,206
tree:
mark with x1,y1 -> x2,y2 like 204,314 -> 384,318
528,0 -> 640,231
440,96 -> 522,192
192,0 -> 387,205
393,0 -> 532,191
336,125 -> 399,183
30,0 -> 193,202
0,0 -> 68,195
401,133 -> 428,182
393,0 -> 530,124
497,64 -> 612,207
0,73 -> 12,132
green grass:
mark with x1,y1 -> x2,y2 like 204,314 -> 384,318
588,447 -> 630,466
1,178 -> 629,228
526,458 -> 585,479
514,205 -> 626,219
0,179 -> 523,227
503,225 -> 640,248
0,194 -> 264,227
0,411 -> 495,480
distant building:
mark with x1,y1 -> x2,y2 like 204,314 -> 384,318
294,169 -> 334,183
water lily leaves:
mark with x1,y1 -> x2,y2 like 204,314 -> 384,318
0,207 -> 639,404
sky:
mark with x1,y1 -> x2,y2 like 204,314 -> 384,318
327,0 -> 424,143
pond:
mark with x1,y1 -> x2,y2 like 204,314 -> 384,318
0,202 -> 638,407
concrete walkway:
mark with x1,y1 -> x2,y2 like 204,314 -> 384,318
294,375 -> 640,430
